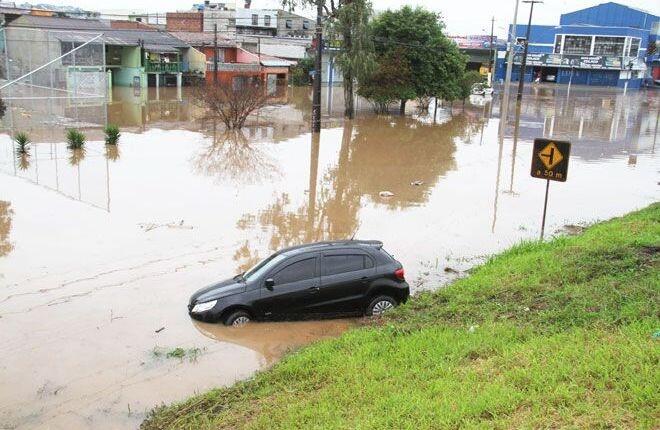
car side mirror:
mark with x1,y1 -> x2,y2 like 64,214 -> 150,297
265,278 -> 275,290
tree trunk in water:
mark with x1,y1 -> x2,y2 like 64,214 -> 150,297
344,77 -> 354,119
343,27 -> 354,119
399,99 -> 406,115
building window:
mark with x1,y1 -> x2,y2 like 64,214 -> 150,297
286,19 -> 292,29
303,20 -> 309,30
553,34 -> 562,54
563,35 -> 591,55
264,15 -> 270,26
215,48 -> 225,62
252,14 -> 258,26
627,38 -> 640,57
593,36 -> 625,56
229,18 -> 236,26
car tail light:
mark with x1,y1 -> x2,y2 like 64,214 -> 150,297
394,268 -> 405,281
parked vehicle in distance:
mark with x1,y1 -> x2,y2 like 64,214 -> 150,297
188,240 -> 409,326
471,82 -> 494,96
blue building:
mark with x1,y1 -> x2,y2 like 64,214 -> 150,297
495,2 -> 660,89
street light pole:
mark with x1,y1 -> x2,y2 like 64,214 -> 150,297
516,0 -> 543,101
311,0 -> 323,133
489,17 -> 495,84
498,0 -> 520,140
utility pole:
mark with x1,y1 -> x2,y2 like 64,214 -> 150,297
213,23 -> 218,83
489,16 -> 495,83
498,0 -> 520,140
311,0 -> 323,133
516,0 -> 543,101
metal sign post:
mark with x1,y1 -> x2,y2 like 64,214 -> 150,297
530,138 -> 571,240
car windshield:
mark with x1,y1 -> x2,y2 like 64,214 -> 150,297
242,253 -> 288,281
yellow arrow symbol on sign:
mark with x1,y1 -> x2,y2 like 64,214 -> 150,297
538,142 -> 563,170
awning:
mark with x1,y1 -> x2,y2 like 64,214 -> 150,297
143,44 -> 180,53
260,59 -> 293,67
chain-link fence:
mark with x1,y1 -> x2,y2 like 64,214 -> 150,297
0,27 -> 107,99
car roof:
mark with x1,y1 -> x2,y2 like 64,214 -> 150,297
277,240 -> 383,257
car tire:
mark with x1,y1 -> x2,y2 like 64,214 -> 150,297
365,295 -> 397,316
223,310 -> 251,327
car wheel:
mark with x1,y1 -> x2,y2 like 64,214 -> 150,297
223,310 -> 251,327
366,295 -> 397,316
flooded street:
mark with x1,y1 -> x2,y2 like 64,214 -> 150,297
0,85 -> 658,429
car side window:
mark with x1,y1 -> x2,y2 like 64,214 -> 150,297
272,258 -> 317,285
323,254 -> 371,276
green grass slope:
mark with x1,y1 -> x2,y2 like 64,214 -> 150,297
143,203 -> 659,429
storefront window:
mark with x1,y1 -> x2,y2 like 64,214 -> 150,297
593,36 -> 625,56
554,35 -> 562,53
563,35 -> 591,55
627,38 -> 640,57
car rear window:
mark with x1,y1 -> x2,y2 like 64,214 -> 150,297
272,257 -> 317,284
374,248 -> 396,265
323,254 -> 373,276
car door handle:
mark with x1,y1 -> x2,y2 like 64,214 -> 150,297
308,286 -> 320,293
360,277 -> 368,284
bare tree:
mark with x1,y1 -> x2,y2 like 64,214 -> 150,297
194,81 -> 268,130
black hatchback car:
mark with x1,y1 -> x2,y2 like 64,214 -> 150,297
188,240 -> 409,326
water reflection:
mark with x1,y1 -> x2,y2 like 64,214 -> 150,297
105,144 -> 120,162
193,126 -> 280,185
68,148 -> 85,166
232,114 -> 485,272
0,201 -> 13,257
192,319 -> 356,365
17,153 -> 30,171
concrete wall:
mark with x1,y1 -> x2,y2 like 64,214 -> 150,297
182,47 -> 206,74
121,46 -> 142,68
276,10 -> 313,38
114,46 -> 146,87
203,9 -> 234,32
236,8 -> 278,30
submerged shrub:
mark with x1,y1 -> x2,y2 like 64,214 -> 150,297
0,96 -> 7,120
13,132 -> 30,155
104,124 -> 120,145
66,128 -> 86,149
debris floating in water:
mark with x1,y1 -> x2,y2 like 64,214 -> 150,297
138,220 -> 194,232
379,191 -> 395,198
410,180 -> 424,186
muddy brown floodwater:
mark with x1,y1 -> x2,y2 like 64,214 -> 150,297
0,85 -> 658,429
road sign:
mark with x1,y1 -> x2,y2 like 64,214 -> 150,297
531,138 -> 570,182
530,138 -> 571,241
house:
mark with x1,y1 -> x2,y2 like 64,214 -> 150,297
495,2 -> 659,88
170,31 -> 291,96
4,15 -> 205,89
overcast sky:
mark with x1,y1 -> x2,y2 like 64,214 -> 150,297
43,0 -> 660,38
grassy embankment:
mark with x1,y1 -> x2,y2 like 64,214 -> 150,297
143,204 -> 659,429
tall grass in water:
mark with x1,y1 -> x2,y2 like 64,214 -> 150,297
66,128 -> 86,149
13,132 -> 30,155
104,124 -> 120,145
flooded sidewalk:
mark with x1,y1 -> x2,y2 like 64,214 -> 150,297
0,86 -> 658,428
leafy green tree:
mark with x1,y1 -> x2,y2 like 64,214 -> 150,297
459,70 -> 485,105
330,0 -> 374,118
369,6 -> 467,114
290,57 -> 314,86
283,0 -> 375,119
357,50 -> 414,114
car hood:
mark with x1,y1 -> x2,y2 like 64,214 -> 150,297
190,278 -> 246,305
